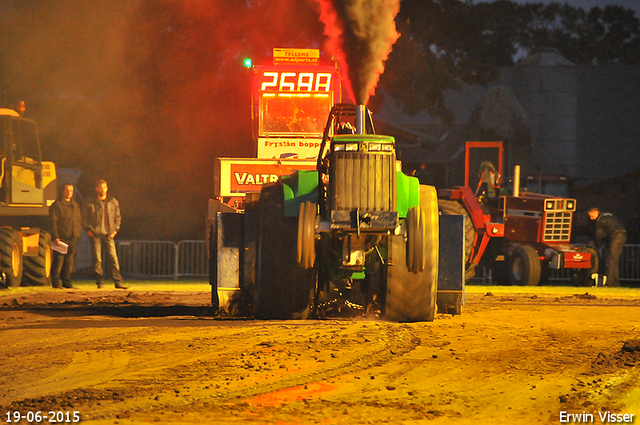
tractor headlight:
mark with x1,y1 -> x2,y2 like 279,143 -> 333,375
333,142 -> 359,152
368,143 -> 393,152
345,143 -> 359,151
369,142 -> 382,151
545,200 -> 555,211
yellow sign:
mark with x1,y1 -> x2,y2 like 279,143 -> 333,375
273,48 -> 320,65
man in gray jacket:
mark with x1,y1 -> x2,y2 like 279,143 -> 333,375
49,183 -> 82,289
83,179 -> 126,289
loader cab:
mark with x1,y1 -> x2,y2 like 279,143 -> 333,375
0,108 -> 54,206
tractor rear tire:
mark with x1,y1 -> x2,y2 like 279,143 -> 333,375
254,182 -> 314,319
509,245 -> 541,286
297,201 -> 316,270
438,199 -> 477,281
22,230 -> 52,286
571,247 -> 599,286
385,185 -> 439,322
0,228 -> 24,287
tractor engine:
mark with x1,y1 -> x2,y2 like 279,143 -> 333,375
328,134 -> 398,232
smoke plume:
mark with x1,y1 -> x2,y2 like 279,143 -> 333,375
0,0 -> 325,241
316,0 -> 401,105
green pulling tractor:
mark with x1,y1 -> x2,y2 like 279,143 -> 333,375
208,104 -> 464,321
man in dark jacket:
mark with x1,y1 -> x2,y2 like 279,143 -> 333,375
83,179 -> 126,289
49,183 -> 82,289
589,207 -> 627,286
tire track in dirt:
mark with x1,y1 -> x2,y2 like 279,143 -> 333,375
0,320 -> 256,413
228,324 -> 422,403
3,293 -> 640,424
3,350 -> 129,405
51,321 -> 424,421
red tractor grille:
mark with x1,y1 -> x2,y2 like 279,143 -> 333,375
543,212 -> 572,242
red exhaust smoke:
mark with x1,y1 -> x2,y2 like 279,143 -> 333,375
315,0 -> 400,105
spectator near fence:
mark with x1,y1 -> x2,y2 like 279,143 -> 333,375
49,183 -> 82,289
588,207 -> 627,287
83,179 -> 127,290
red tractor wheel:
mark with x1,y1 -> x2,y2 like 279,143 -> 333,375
509,245 -> 541,286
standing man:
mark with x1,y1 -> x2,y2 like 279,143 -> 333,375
588,207 -> 627,287
49,183 -> 82,289
83,179 -> 127,289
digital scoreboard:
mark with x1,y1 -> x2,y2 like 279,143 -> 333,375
253,61 -> 339,159
258,70 -> 333,93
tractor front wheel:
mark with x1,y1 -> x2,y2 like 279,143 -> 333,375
297,201 -> 316,270
406,206 -> 426,273
509,245 -> 541,286
385,185 -> 439,322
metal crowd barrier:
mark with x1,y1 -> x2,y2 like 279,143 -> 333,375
74,239 -> 210,280
619,244 -> 640,282
117,240 -> 177,279
73,239 -> 639,283
176,240 -> 209,277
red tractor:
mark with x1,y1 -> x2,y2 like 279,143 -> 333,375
438,141 -> 598,286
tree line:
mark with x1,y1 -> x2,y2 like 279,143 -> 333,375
375,0 -> 640,122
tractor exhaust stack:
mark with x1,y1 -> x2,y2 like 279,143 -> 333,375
355,104 -> 366,135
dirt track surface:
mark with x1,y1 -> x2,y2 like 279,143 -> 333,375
1,283 -> 639,424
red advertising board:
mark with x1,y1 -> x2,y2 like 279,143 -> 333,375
214,158 -> 317,197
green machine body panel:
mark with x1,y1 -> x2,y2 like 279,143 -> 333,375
395,171 -> 420,219
282,170 -> 319,217
280,160 -> 421,220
